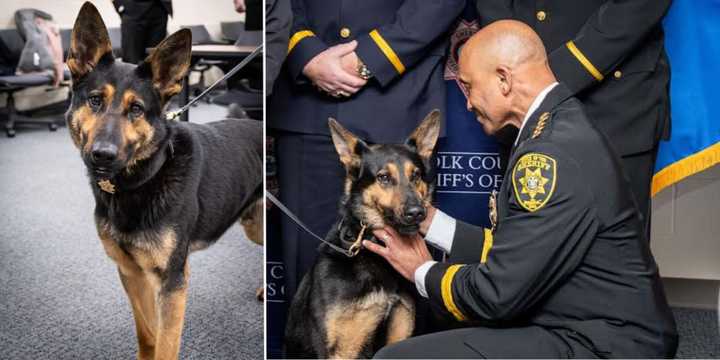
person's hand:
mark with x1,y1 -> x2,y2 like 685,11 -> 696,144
340,51 -> 360,77
234,0 -> 246,13
364,226 -> 433,282
303,41 -> 367,97
419,205 -> 437,236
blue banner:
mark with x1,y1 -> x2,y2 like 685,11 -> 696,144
436,8 -> 503,228
653,0 -> 720,196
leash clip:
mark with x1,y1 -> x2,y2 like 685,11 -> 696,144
164,110 -> 181,121
347,222 -> 367,257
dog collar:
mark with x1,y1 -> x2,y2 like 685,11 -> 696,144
97,179 -> 116,194
338,218 -> 377,256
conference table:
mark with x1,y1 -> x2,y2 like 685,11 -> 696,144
179,44 -> 256,122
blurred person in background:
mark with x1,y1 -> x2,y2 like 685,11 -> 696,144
112,0 -> 172,64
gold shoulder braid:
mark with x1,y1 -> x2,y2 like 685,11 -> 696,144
532,112 -> 551,139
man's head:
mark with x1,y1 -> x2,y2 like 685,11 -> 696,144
458,20 -> 556,135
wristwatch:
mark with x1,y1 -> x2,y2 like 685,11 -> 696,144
356,59 -> 373,80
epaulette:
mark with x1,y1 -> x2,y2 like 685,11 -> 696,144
531,112 -> 551,139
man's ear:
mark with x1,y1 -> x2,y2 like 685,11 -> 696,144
405,110 -> 441,162
328,118 -> 368,171
67,2 -> 113,80
497,65 -> 512,96
137,29 -> 192,103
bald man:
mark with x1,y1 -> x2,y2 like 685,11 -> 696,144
366,21 -> 677,358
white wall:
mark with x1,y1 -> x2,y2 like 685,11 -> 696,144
652,164 -> 720,309
0,0 -> 244,39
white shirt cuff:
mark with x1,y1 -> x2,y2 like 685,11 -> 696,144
414,260 -> 437,298
425,209 -> 456,253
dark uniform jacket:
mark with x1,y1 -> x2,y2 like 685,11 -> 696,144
112,0 -> 173,18
424,84 -> 678,358
265,0 -> 291,96
476,0 -> 672,156
268,0 -> 465,143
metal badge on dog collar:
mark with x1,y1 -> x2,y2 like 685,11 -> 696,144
98,179 -> 116,194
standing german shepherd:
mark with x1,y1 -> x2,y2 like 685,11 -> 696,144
65,3 -> 263,359
284,111 -> 441,358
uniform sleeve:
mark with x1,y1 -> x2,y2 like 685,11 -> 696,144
424,144 -> 600,323
284,0 -> 329,82
265,0 -> 292,95
446,219 -> 493,264
474,0 -> 512,27
548,0 -> 672,95
354,0 -> 466,87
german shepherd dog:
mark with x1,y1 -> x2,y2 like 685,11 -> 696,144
284,111 -> 441,358
65,3 -> 263,359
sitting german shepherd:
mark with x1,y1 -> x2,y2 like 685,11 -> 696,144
284,111 -> 441,358
65,3 -> 263,359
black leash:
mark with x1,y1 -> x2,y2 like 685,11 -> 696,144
265,191 -> 362,257
165,44 -> 264,121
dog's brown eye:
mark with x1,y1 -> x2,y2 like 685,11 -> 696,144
88,95 -> 103,109
130,103 -> 144,117
410,169 -> 421,182
377,173 -> 391,185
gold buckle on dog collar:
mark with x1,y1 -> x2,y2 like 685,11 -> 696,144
98,179 -> 116,194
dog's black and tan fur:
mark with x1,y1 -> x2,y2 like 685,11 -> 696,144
65,3 -> 263,359
284,111 -> 441,359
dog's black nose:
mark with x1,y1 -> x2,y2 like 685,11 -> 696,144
403,205 -> 426,223
91,142 -> 118,164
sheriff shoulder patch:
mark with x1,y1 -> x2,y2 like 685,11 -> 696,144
511,152 -> 556,212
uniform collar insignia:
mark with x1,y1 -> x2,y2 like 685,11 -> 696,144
515,84 -> 572,147
98,179 -> 116,194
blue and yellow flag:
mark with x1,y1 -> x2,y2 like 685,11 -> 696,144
653,0 -> 720,196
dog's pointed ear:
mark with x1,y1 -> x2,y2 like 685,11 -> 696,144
328,117 -> 368,170
137,29 -> 192,103
67,2 -> 113,80
405,109 -> 441,162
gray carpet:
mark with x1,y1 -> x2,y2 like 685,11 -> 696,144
0,104 -> 263,359
674,307 -> 720,358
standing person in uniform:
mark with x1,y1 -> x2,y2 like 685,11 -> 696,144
268,0 -> 465,301
112,0 -> 172,64
263,0 -> 291,96
474,0 -> 672,234
364,21 -> 678,358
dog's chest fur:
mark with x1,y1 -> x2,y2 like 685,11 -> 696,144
96,217 -> 178,276
310,248 -> 415,358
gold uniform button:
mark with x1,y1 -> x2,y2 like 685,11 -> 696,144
536,10 -> 547,21
614,70 -> 622,78
340,27 -> 351,38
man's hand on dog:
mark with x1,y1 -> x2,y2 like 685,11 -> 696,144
365,226 -> 433,282
303,41 -> 367,97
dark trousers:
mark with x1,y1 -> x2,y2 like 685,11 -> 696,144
120,3 -> 168,64
274,131 -> 345,299
620,148 -> 658,237
374,326 -> 598,359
